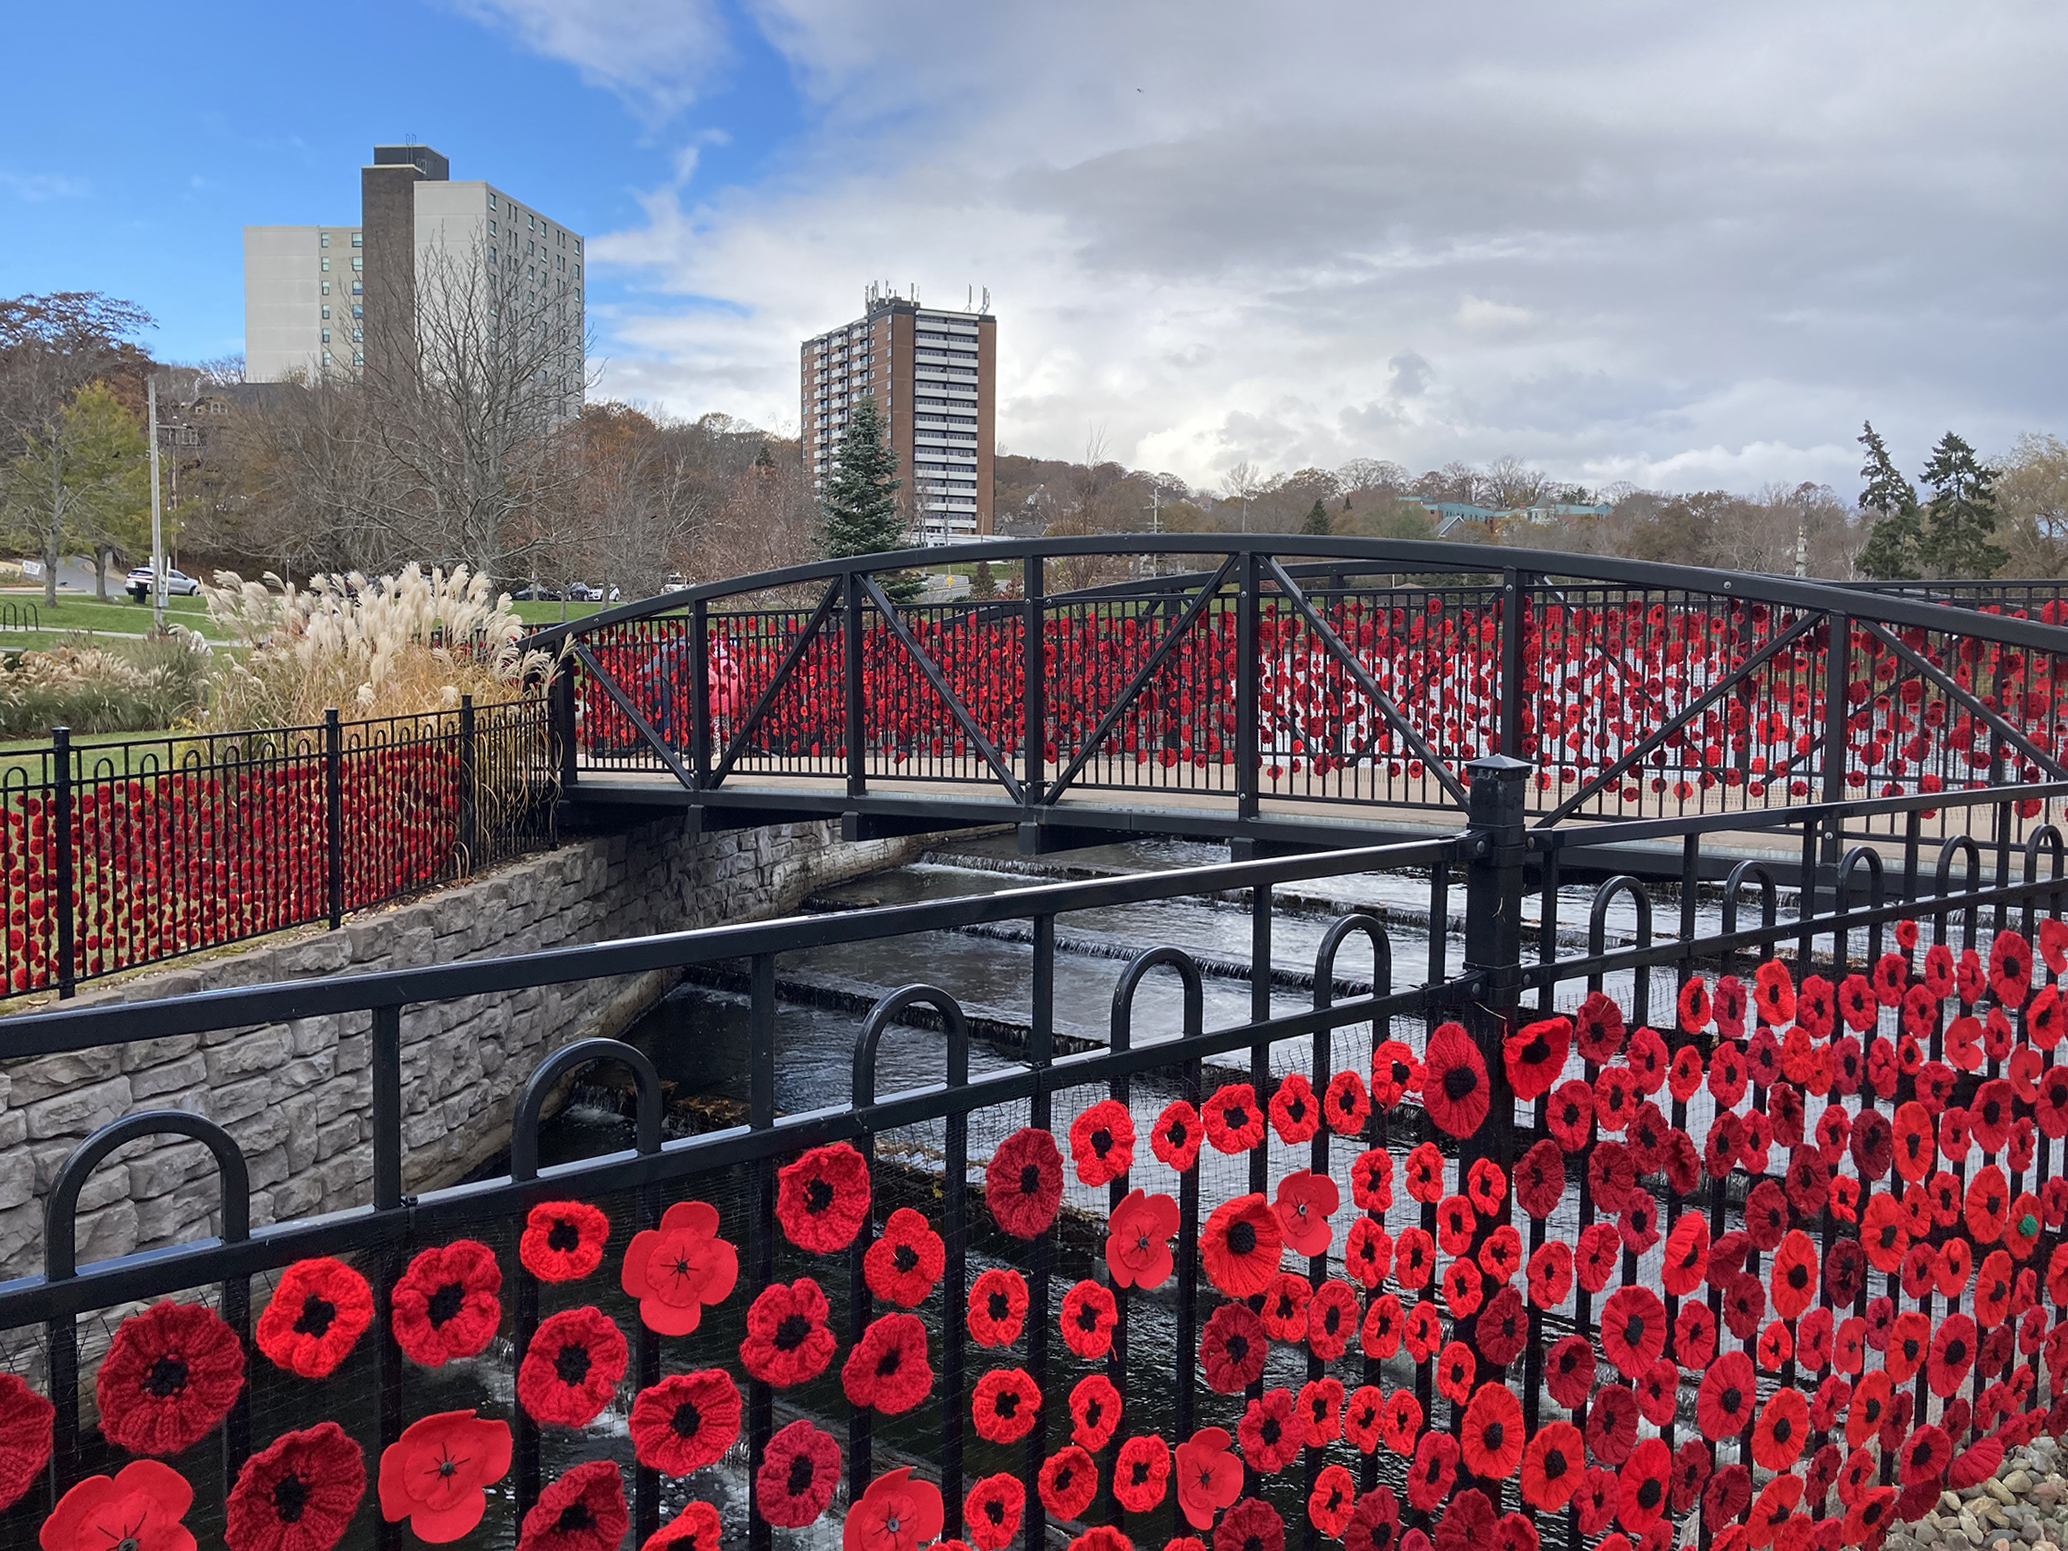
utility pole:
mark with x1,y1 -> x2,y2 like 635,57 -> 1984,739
1795,518 -> 1808,578
146,375 -> 165,629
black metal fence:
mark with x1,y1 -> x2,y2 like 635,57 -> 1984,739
1,761 -> 2065,1551
0,695 -> 556,999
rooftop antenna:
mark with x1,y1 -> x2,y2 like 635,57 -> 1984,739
982,287 -> 991,314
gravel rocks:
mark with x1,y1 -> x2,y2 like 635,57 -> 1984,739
1880,1440 -> 2068,1551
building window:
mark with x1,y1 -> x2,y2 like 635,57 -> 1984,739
322,350 -> 332,365
352,282 -> 361,295
528,214 -> 535,229
488,220 -> 496,236
352,328 -> 362,342
321,306 -> 331,319
320,257 -> 330,272
319,232 -> 330,248
351,232 -> 362,246
353,351 -> 363,365
321,329 -> 331,343
352,305 -> 362,318
321,282 -> 331,295
351,257 -> 362,271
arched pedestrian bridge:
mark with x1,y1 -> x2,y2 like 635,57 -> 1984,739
527,538 -> 2068,880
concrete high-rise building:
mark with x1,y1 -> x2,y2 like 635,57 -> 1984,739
245,144 -> 585,421
801,287 -> 994,541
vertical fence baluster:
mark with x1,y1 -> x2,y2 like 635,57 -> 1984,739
53,726 -> 73,998
746,953 -> 777,1551
325,709 -> 343,929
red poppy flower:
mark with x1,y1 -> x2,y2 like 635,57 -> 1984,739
223,1422 -> 363,1551
1435,1193 -> 1478,1257
390,1241 -> 505,1371
1435,1340 -> 1476,1406
1371,1040 -> 1420,1108
629,1369 -> 741,1477
1268,1074 -> 1320,1143
518,1306 -> 627,1428
1421,1022 -> 1490,1138
1518,1420 -> 1585,1510
519,1201 -> 610,1283
0,1374 -> 51,1514
859,1207 -> 944,1307
1617,1437 -> 1671,1532
1113,1436 -> 1169,1514
777,1142 -> 872,1252
1290,1377 -> 1343,1450
959,1271 -> 1028,1351
1151,1100 -> 1203,1170
740,1277 -> 836,1387
1404,1142 -> 1445,1203
1459,1384 -> 1523,1479
1527,1242 -> 1573,1308
1544,1333 -> 1596,1410
1958,946 -> 1986,1004
1534,1083 -> 1588,1157
846,1468 -> 944,1551
1274,1170 -> 1339,1259
843,1311 -> 931,1413
1349,1148 -> 1394,1212
1900,1424 -> 1951,1486
1324,1070 -> 1371,1133
1754,959 -> 1795,1024
1674,1301 -> 1717,1369
1745,1473 -> 1801,1550
1215,1499 -> 1285,1551
1478,1220 -> 1522,1282
2033,986 -> 2067,1054
41,1461 -> 194,1551
646,1501 -> 723,1551
1696,1351 -> 1756,1441
1095,1190 -> 1178,1293
1392,1227 -> 1435,1289
256,1258 -> 373,1380
376,1410 -> 512,1543
1307,1279 -> 1359,1361
1433,1490 -> 1495,1551
1203,1084 -> 1266,1152
1345,1218 -> 1392,1288
1309,1464 -> 1358,1540
1750,1386 -> 1808,1471
621,1200 -> 738,1336
1260,1272 -> 1311,1342
1575,1221 -> 1623,1293
1378,1390 -> 1424,1456
1175,1427 -> 1244,1530
1836,973 -> 1877,1033
1201,1193 -> 1284,1297
1968,1163 -> 2012,1243
1069,1372 -> 1121,1451
1677,977 -> 1712,1033
1239,1388 -> 1302,1474
1576,991 -> 1627,1061
1038,1445 -> 1098,1521
1585,1383 -> 1639,1465
1600,1286 -> 1665,1378
1844,1488 -> 1900,1547
1067,1098 -> 1137,1185
972,1367 -> 1041,1444
1634,1358 -> 1678,1426
1505,1017 -> 1570,1101
758,1419 -> 841,1527
1343,1386 -> 1384,1453
1060,1280 -> 1118,1358
1360,1293 -> 1403,1360
517,1460 -> 626,1551
97,1300 -> 247,1456
987,1128 -> 1064,1238
1929,1313 -> 1979,1397
962,1474 -> 1024,1551
1755,1319 -> 1793,1373
1200,1302 -> 1268,1392
1991,929 -> 2034,1007
1404,1431 -> 1459,1512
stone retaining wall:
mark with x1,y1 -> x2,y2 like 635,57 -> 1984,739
0,815 -> 930,1286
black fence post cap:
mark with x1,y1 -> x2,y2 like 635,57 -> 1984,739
1463,753 -> 1533,780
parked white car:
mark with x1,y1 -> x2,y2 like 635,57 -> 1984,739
126,566 -> 202,598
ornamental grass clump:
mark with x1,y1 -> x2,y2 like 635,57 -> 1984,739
200,564 -> 547,731
0,632 -> 210,737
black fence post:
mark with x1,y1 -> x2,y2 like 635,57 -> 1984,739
1499,569 -> 1528,760
457,695 -> 478,870
1024,554 -> 1045,798
691,598 -> 711,788
552,652 -> 578,791
1819,611 -> 1850,880
324,709 -> 343,930
1237,548 -> 1260,822
845,571 -> 867,799
52,726 -> 73,999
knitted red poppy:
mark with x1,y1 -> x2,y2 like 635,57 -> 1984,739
518,1201 -> 610,1283
1442,1260 -> 1483,1321
1370,1040 -> 1420,1108
1574,1221 -> 1622,1294
1526,1242 -> 1572,1309
1343,1488 -> 1400,1551
1544,1334 -> 1595,1410
1433,1488 -> 1495,1551
517,1461 -> 626,1551
1519,1421 -> 1584,1510
1203,1084 -> 1265,1152
846,1469 -> 943,1551
1404,1431 -> 1459,1512
1377,1389 -> 1423,1456
1360,1293 -> 1403,1359
962,1474 -> 1024,1551
621,1200 -> 738,1337
1402,1300 -> 1445,1362
1403,1142 -> 1445,1203
777,1142 -> 871,1253
1323,1070 -> 1371,1134
256,1258 -> 373,1380
1344,1218 -> 1392,1289
740,1277 -> 836,1387
1307,1279 -> 1359,1361
1308,1463 -> 1357,1540
1215,1499 -> 1284,1551
1459,1383 -> 1522,1479
972,1367 -> 1041,1444
1295,1376 -> 1343,1449
647,1501 -> 722,1551
1038,1445 -> 1098,1520
1335,1385 -> 1381,1454
1750,1386 -> 1808,1471
1991,929 -> 2033,1007
0,1374 -> 51,1513
1434,1192 -> 1477,1255
842,1313 -> 931,1413
1615,1436 -> 1671,1533
986,1128 -> 1064,1238
967,1268 -> 1028,1347
1929,1313 -> 1979,1397
1546,1080 -> 1594,1151
1392,1226 -> 1434,1289
376,1409 -> 512,1543
224,1422 -> 363,1551
1575,991 -> 1626,1062
1201,1193 -> 1283,1298
1151,1101 -> 1203,1171
97,1299 -> 247,1456
391,1241 -> 502,1368
1060,1280 -> 1118,1359
1105,1435 -> 1166,1514
517,1306 -> 627,1428
1420,1022 -> 1489,1138
1069,1099 -> 1137,1185
41,1461 -> 193,1551
864,1207 -> 945,1307
1504,1017 -> 1570,1101
1599,1286 -> 1664,1379
1585,1383 -> 1638,1465
1899,1423 -> 1951,1485
1268,1073 -> 1320,1143
1473,1286 -> 1527,1368
1768,1228 -> 1819,1320
756,1419 -> 840,1527
1238,1388 -> 1301,1474
629,1369 -> 740,1476
1434,1342 -> 1476,1406
1069,1372 -> 1121,1451
1274,1170 -> 1338,1259
1199,1302 -> 1267,1393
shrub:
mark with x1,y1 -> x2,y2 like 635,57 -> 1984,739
0,632 -> 210,738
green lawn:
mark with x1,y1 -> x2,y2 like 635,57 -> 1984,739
0,591 -> 229,641
510,599 -> 604,627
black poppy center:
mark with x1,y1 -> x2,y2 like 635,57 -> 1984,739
774,1313 -> 812,1351
1482,1422 -> 1504,1451
1770,1416 -> 1791,1444
293,1294 -> 337,1338
1224,1106 -> 1250,1130
547,1220 -> 581,1253
787,1454 -> 817,1497
1242,1536 -> 1264,1551
876,1346 -> 903,1377
1053,1466 -> 1075,1491
986,1292 -> 1010,1322
1623,1315 -> 1645,1347
1083,1396 -> 1104,1426
1019,1164 -> 1042,1196
1227,1221 -> 1257,1256
1638,1479 -> 1662,1511
994,1390 -> 1020,1418
145,1356 -> 189,1398
1091,1128 -> 1113,1156
893,1245 -> 918,1273
1787,1265 -> 1808,1289
1076,1304 -> 1099,1331
1130,1460 -> 1150,1485
1322,1306 -> 1342,1334
555,1504 -> 594,1535
1522,1035 -> 1550,1064
427,1280 -> 466,1327
671,1399 -> 704,1439
1443,1065 -> 1478,1100
554,1342 -> 591,1387
1721,1386 -> 1742,1415
1287,1098 -> 1307,1121
1946,1338 -> 1967,1364
271,1472 -> 309,1525
1543,1448 -> 1567,1479
805,1177 -> 834,1214
1223,1333 -> 1249,1362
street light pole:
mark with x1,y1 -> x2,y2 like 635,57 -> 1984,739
146,375 -> 165,629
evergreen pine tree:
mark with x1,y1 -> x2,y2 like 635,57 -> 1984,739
820,396 -> 920,601
1302,498 -> 1332,536
1919,431 -> 2008,579
971,558 -> 996,599
1855,420 -> 1924,580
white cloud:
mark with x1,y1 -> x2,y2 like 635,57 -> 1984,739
0,169 -> 88,201
485,0 -> 2068,491
447,0 -> 730,123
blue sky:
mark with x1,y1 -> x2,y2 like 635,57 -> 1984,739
4,1 -> 2067,495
